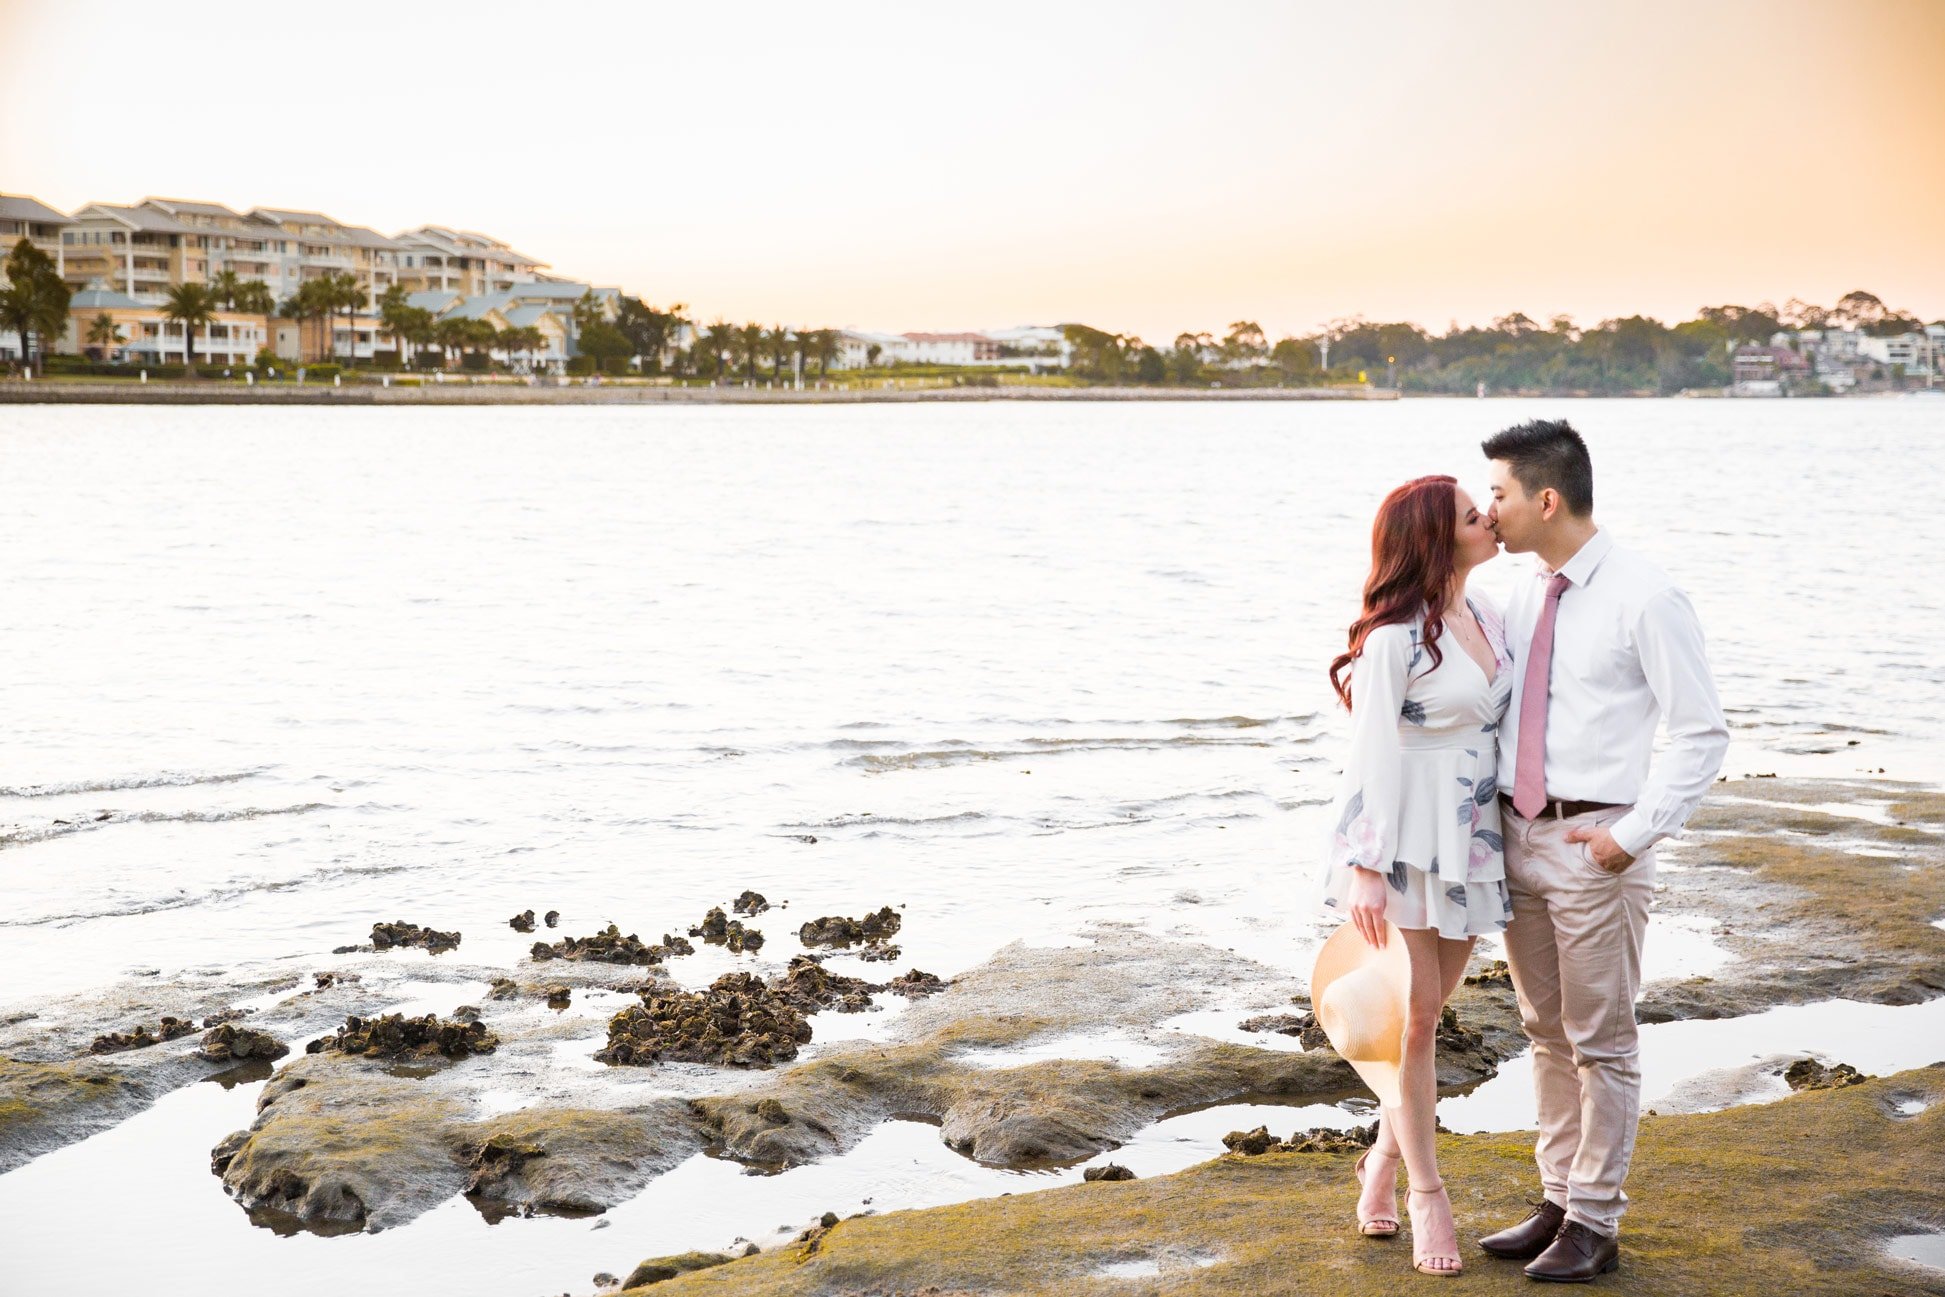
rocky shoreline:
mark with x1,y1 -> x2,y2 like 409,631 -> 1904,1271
1,776 -> 1940,1291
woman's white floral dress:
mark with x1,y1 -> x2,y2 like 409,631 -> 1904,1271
1319,596 -> 1515,939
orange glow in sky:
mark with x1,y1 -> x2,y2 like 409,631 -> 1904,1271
4,0 -> 1941,341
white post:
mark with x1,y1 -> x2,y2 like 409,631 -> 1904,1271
140,369 -> 147,383
246,371 -> 254,386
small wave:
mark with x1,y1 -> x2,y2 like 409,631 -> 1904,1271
0,769 -> 268,799
791,810 -> 991,830
845,735 -> 1276,770
0,861 -> 414,928
0,802 -> 332,849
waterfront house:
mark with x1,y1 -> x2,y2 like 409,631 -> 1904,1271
1,192 -> 74,362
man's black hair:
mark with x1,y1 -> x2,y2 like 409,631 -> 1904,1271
1480,419 -> 1594,516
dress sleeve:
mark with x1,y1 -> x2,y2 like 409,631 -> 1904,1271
1330,623 -> 1414,876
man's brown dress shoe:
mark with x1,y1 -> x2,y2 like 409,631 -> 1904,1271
1478,1199 -> 1565,1260
1524,1220 -> 1619,1282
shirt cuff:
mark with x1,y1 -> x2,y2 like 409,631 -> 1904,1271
1609,812 -> 1657,859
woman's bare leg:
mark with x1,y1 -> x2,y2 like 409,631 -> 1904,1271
1387,928 -> 1472,1272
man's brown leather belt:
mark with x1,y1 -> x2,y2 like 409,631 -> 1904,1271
1498,792 -> 1625,820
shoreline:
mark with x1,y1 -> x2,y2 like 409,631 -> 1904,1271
0,381 -> 1399,407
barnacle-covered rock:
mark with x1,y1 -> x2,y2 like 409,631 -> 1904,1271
305,1013 -> 498,1060
369,921 -> 461,954
528,924 -> 684,966
89,1016 -> 199,1055
199,1024 -> 288,1063
797,906 -> 902,950
596,973 -> 811,1068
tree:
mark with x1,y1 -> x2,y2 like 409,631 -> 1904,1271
812,328 -> 840,376
577,318 -> 632,373
433,316 -> 471,368
233,279 -> 275,315
209,269 -> 243,309
281,280 -> 334,362
379,285 -> 434,367
738,322 -> 764,381
613,295 -> 686,374
160,282 -> 219,372
0,240 -> 72,375
324,271 -> 365,363
700,319 -> 736,379
85,313 -> 124,360
766,324 -> 792,378
1221,320 -> 1267,365
1135,345 -> 1165,383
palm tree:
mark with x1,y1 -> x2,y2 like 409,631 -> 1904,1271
208,269 -> 242,309
701,319 -> 735,381
434,317 -> 470,369
85,313 -> 124,361
326,271 -> 364,364
738,322 -> 764,382
281,280 -> 330,362
234,280 -> 275,315
812,328 -> 840,376
766,324 -> 793,379
160,282 -> 218,372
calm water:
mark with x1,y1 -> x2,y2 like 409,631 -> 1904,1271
2,397 -> 1942,1292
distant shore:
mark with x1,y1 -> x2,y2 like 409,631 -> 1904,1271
0,380 -> 1397,406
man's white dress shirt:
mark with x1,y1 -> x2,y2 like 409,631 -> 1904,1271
1497,528 -> 1728,858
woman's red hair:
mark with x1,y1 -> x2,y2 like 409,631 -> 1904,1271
1329,475 -> 1458,709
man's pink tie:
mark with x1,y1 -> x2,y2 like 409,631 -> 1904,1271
1512,573 -> 1573,819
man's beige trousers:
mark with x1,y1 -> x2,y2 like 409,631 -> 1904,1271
1501,804 -> 1654,1236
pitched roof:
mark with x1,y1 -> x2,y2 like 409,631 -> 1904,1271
142,197 -> 245,220
502,303 -> 559,328
250,207 -> 342,228
72,203 -> 196,233
442,293 -> 513,321
902,332 -> 993,343
70,288 -> 147,309
0,193 -> 74,225
405,290 -> 462,313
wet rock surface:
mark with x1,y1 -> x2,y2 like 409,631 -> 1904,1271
1236,1011 -> 1328,1048
369,920 -> 461,954
305,1012 -> 499,1060
1083,1162 -> 1136,1181
619,1067 -> 1945,1296
509,910 -> 537,933
732,890 -> 770,916
798,906 -> 902,950
1465,958 -> 1512,987
1640,778 -> 1945,1020
597,973 -> 812,1067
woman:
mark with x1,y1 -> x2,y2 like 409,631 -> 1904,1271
1318,474 -> 1511,1277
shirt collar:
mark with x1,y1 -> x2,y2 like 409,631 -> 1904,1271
1541,527 -> 1613,587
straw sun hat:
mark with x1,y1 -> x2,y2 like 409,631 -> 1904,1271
1309,921 -> 1411,1107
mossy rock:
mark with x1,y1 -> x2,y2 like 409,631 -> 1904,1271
630,1066 -> 1945,1295
621,1251 -> 732,1288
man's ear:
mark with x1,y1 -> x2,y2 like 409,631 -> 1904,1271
1538,488 -> 1558,521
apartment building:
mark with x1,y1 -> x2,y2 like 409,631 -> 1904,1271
1,192 -> 72,271
395,226 -> 545,297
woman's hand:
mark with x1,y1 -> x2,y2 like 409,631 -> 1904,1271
1347,867 -> 1389,948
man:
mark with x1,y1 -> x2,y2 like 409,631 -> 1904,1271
1477,420 -> 1728,1282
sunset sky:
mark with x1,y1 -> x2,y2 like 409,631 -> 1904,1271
3,0 -> 1941,342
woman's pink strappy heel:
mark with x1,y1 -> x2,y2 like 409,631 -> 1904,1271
1407,1181 -> 1463,1276
1353,1147 -> 1400,1237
